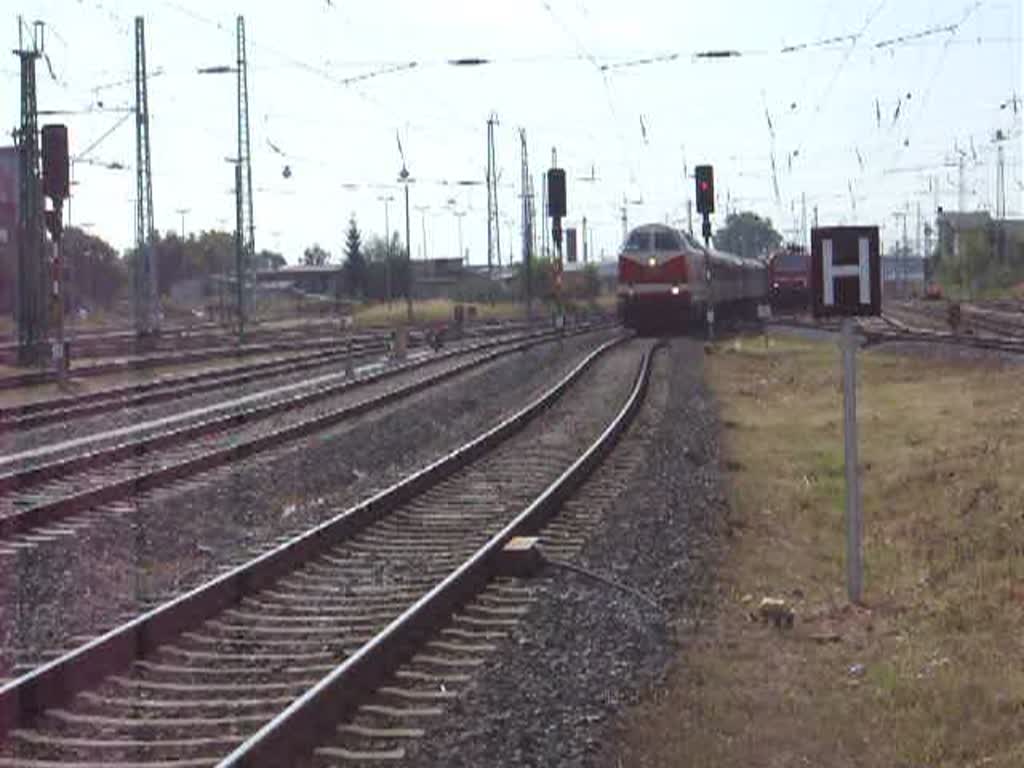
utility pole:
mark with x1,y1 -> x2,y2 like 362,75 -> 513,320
892,209 -> 909,296
453,210 -> 465,262
582,215 -> 588,264
915,201 -> 922,260
400,165 -> 412,322
415,205 -> 429,261
235,15 -> 255,340
519,128 -> 533,316
996,141 -> 1006,219
957,151 -> 966,212
176,207 -> 190,239
378,194 -> 394,304
621,199 -> 628,242
14,18 -> 48,366
485,113 -> 500,274
687,199 -> 693,237
813,205 -> 819,229
800,192 -> 808,249
540,173 -> 548,260
134,16 -> 159,341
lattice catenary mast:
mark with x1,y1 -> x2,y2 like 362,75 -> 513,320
134,16 -> 159,337
235,15 -> 255,335
14,18 -> 48,365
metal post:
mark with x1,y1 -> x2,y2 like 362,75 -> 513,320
15,19 -> 48,366
134,16 -> 159,340
234,162 -> 245,342
455,211 -> 464,262
486,115 -> 495,274
703,214 -> 714,342
520,129 -> 532,318
404,176 -> 412,322
840,318 -> 863,604
51,202 -> 66,383
383,197 -> 392,305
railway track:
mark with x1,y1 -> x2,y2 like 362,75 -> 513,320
768,312 -> 1024,356
0,335 -> 655,767
0,336 -> 391,432
0,323 -> 609,548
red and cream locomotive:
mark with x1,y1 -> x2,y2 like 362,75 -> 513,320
617,223 -> 768,331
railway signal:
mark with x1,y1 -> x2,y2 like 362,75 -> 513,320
546,154 -> 567,325
695,164 -> 714,215
41,123 -> 69,382
695,163 -> 716,339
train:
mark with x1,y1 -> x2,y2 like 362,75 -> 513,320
768,244 -> 811,310
617,223 -> 769,331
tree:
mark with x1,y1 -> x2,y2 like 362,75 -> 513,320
62,226 -> 127,309
343,215 -> 366,297
302,243 -> 332,266
254,249 -> 285,271
713,211 -> 782,259
581,264 -> 601,300
361,233 -> 409,300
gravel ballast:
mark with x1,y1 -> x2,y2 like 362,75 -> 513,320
408,337 -> 728,768
0,329 -> 618,676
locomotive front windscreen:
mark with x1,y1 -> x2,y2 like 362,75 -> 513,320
774,252 -> 808,271
654,231 -> 682,251
623,230 -> 650,252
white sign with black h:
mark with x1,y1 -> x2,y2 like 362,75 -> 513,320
822,237 -> 872,306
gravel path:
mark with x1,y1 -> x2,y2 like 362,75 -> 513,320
0,329 -> 618,677
407,337 -> 728,768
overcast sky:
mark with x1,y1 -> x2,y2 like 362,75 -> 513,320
3,0 -> 1021,264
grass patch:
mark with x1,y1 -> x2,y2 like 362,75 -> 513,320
351,298 -> 527,327
613,334 -> 1024,767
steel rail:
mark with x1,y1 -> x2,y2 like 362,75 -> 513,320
0,332 -> 630,740
219,339 -> 660,766
0,324 -> 609,541
0,319 -> 535,424
0,338 -> 388,430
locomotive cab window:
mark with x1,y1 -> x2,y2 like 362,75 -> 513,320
623,230 -> 650,252
654,231 -> 681,251
774,252 -> 808,270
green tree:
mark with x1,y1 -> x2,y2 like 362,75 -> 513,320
713,211 -> 782,259
581,264 -> 601,300
302,243 -> 332,266
362,233 -> 409,300
254,249 -> 285,270
343,215 -> 366,297
63,226 -> 127,309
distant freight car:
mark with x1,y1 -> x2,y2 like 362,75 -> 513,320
617,223 -> 768,332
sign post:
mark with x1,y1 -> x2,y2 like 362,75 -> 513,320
840,317 -> 863,603
811,225 -> 880,605
695,164 -> 715,342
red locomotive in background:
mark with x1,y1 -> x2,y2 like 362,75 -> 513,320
768,244 -> 810,311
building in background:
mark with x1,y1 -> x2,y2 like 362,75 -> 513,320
0,148 -> 18,315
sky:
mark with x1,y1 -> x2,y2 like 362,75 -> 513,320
2,0 -> 1022,265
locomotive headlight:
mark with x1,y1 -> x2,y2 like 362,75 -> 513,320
772,281 -> 780,289
648,257 -> 656,267
671,285 -> 681,296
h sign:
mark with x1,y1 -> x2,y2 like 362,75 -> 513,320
811,226 -> 881,318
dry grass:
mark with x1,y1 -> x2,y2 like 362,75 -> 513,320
350,298 -> 525,327
613,335 -> 1024,768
